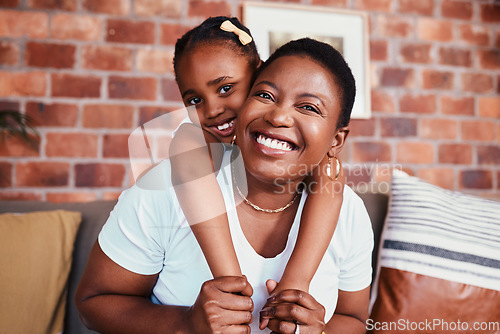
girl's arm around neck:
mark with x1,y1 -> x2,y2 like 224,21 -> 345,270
277,162 -> 345,293
169,123 -> 241,277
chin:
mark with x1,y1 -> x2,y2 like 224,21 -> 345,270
241,154 -> 297,186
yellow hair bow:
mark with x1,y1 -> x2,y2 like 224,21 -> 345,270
220,20 -> 253,46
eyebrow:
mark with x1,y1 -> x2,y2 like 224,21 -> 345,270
181,89 -> 194,98
181,76 -> 234,98
298,93 -> 326,107
255,81 -> 327,106
208,76 -> 233,86
254,80 -> 280,93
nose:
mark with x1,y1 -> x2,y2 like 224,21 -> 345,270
263,104 -> 294,128
204,97 -> 225,119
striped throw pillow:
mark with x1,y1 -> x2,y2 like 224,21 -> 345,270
369,170 -> 500,334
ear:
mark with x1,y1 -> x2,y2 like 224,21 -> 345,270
328,126 -> 349,158
256,59 -> 263,69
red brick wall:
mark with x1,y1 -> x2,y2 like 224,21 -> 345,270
0,0 -> 499,202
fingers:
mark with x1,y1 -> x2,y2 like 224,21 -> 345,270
212,276 -> 253,295
267,289 -> 320,310
259,318 -> 270,330
239,276 -> 254,297
260,290 -> 326,332
266,279 -> 278,295
193,278 -> 254,333
260,279 -> 279,329
200,277 -> 253,311
214,291 -> 254,311
267,319 -> 297,334
222,325 -> 252,334
260,303 -> 309,324
218,309 -> 253,326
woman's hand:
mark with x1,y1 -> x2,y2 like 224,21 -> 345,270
260,281 -> 326,334
186,276 -> 254,334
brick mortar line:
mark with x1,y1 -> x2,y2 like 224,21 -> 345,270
3,3 -> 500,23
9,97 -> 182,107
122,162 -> 132,189
2,186 -> 126,191
2,43 -> 496,72
0,7 -> 189,23
4,156 -> 131,162
5,38 -> 179,50
2,67 -> 177,78
96,131 -> 104,159
67,159 -> 75,188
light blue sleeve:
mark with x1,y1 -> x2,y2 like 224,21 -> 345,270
98,164 -> 178,275
337,188 -> 375,291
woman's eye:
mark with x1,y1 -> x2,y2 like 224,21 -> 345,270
256,92 -> 273,100
187,97 -> 202,105
219,85 -> 232,95
301,105 -> 321,114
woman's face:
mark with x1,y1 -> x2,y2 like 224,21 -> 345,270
236,55 -> 347,183
176,43 -> 255,143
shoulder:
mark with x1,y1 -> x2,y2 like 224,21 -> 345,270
170,123 -> 205,155
343,185 -> 366,207
334,185 -> 373,245
340,186 -> 371,224
114,160 -> 181,222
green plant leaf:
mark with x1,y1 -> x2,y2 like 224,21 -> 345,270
0,110 -> 40,148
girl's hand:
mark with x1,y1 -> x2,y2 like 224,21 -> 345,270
260,288 -> 326,334
186,276 -> 254,333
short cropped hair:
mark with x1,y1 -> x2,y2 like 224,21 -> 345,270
255,38 -> 356,128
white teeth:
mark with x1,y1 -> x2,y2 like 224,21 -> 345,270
256,134 -> 293,152
217,120 -> 233,131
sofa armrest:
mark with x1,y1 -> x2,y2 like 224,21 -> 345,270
355,192 -> 389,284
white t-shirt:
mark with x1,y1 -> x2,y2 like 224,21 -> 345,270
99,150 -> 374,332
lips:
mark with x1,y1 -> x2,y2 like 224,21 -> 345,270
253,132 -> 297,153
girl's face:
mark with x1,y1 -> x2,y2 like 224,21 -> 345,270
236,55 -> 348,183
176,43 -> 255,143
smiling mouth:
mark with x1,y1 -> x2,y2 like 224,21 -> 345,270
254,132 -> 296,152
217,120 -> 234,131
209,119 -> 235,137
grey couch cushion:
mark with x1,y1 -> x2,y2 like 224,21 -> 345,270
0,200 -> 117,334
355,192 -> 389,284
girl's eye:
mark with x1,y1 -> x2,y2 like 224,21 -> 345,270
219,85 -> 232,95
187,97 -> 202,105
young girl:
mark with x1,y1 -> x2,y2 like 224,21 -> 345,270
169,16 -> 346,322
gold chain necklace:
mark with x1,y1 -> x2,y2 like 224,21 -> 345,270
231,161 -> 299,213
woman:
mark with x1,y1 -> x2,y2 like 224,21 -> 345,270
75,38 -> 373,333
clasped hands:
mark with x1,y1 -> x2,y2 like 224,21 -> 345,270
186,276 -> 325,334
